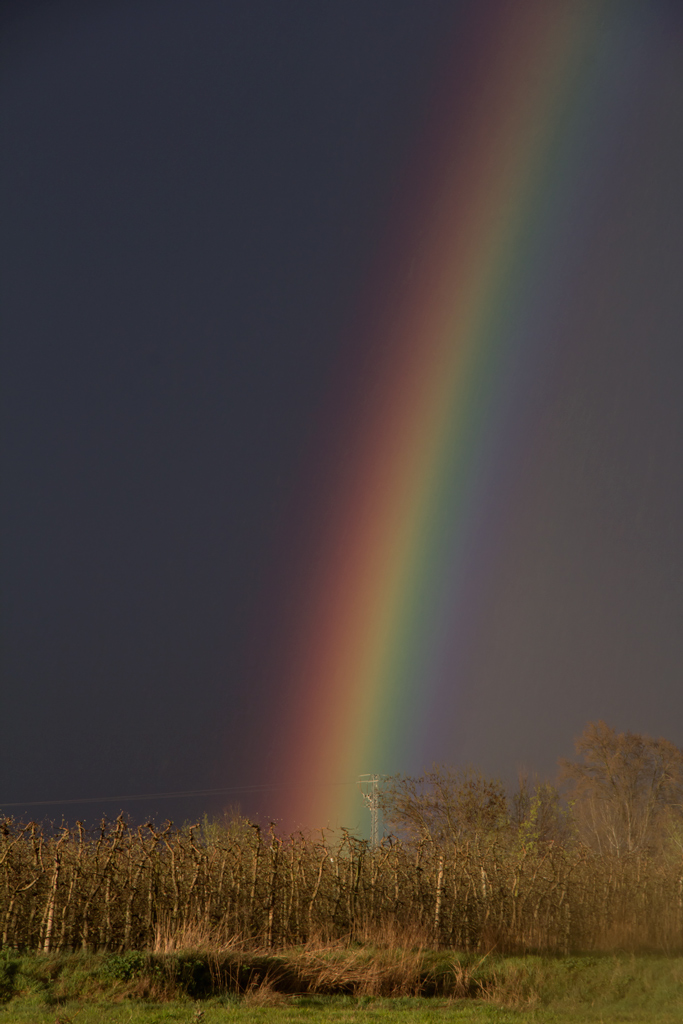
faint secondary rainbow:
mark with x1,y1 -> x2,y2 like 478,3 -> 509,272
275,0 -> 619,830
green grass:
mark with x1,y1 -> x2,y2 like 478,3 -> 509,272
2,995 -> 683,1024
1,950 -> 682,1022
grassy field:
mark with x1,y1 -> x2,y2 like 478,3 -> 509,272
2,993 -> 683,1023
1,949 -> 683,1023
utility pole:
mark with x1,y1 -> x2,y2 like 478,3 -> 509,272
358,774 -> 381,848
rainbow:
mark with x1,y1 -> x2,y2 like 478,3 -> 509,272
272,0 -> 632,830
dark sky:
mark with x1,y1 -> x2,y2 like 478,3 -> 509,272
2,0 -> 683,828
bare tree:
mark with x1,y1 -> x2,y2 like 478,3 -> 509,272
559,721 -> 683,858
380,765 -> 509,847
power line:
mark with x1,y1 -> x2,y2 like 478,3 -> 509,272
0,778 -> 355,810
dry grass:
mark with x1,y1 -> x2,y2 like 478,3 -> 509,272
287,945 -> 427,996
152,916 -> 243,955
477,961 -> 542,1009
241,978 -> 287,1007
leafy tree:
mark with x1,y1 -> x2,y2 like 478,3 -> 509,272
559,720 -> 683,858
510,773 -> 573,851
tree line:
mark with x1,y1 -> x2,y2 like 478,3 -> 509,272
1,721 -> 683,954
383,720 -> 683,859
